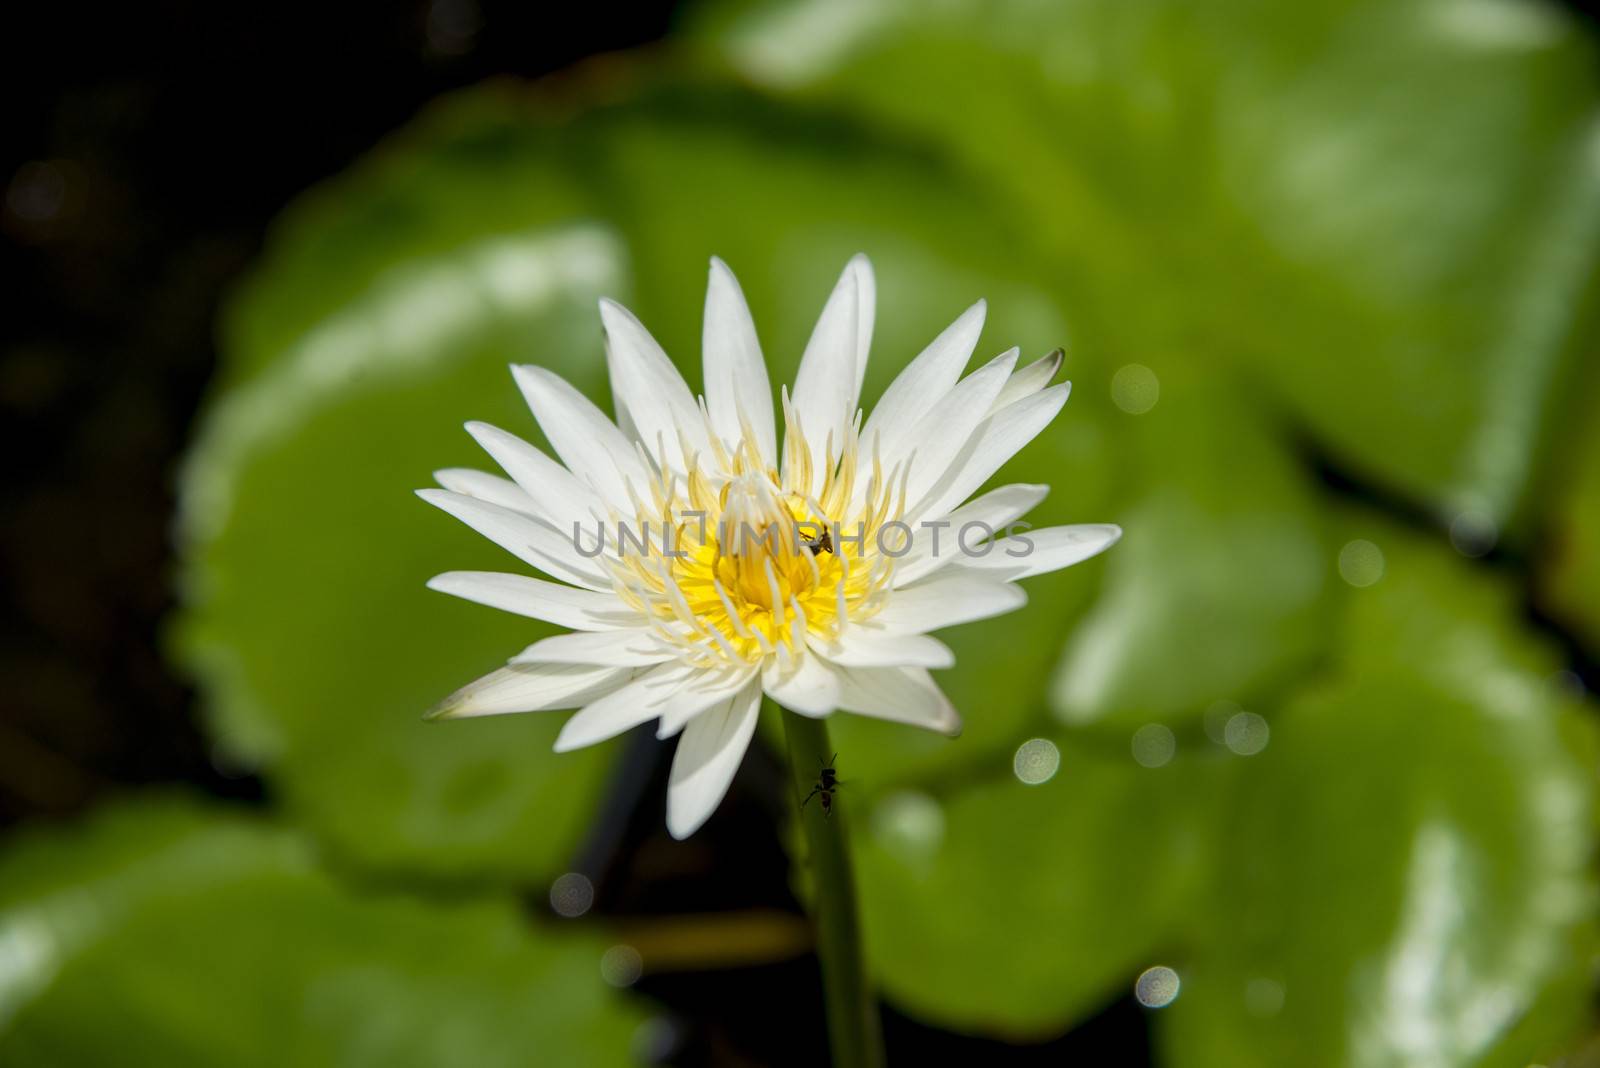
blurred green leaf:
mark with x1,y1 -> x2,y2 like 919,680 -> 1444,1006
1160,520 -> 1596,1067
0,799 -> 645,1067
1541,395 -> 1600,658
851,743 -> 1222,1037
703,0 -> 1600,528
220,91 -> 603,387
1052,365 -> 1327,726
177,212 -> 631,879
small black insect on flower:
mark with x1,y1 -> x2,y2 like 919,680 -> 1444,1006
799,525 -> 833,555
801,753 -> 841,816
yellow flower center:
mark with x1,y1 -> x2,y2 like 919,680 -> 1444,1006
604,403 -> 907,667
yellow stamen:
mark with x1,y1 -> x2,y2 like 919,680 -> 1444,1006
604,395 -> 905,666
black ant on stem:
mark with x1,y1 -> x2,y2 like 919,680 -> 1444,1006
800,754 -> 841,816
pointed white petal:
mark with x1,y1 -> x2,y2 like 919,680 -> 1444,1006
553,661 -> 696,751
433,468 -> 538,514
464,421 -> 605,529
511,364 -> 650,510
987,348 -> 1062,415
848,254 -> 875,406
834,665 -> 961,735
958,523 -> 1122,579
703,258 -> 777,464
861,299 -> 985,458
816,630 -> 955,669
417,488 -> 610,591
426,662 -> 634,720
513,628 -> 675,667
789,256 -> 873,494
605,345 -> 641,444
599,298 -> 709,467
762,648 -> 842,716
872,571 -> 1027,633
655,664 -> 759,739
426,571 -> 635,631
892,483 -> 1049,586
909,382 -> 1070,522
885,348 -> 1018,508
665,677 -> 763,839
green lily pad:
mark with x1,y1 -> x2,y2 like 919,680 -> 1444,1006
703,0 -> 1600,528
177,212 -> 631,879
851,740 -> 1223,1037
0,799 -> 645,1067
1159,520 -> 1597,1067
1051,364 -> 1327,726
1541,392 -> 1600,658
844,512 -> 1595,1050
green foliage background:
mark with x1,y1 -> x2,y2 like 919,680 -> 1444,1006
5,0 -> 1600,1064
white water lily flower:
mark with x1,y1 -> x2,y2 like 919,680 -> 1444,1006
420,255 -> 1120,838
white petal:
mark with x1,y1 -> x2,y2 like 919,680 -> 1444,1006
788,255 -> 873,494
909,382 -> 1070,522
893,483 -> 1049,587
816,630 -> 955,669
762,648 -> 842,716
426,662 -> 634,720
872,571 -> 1027,633
849,254 -> 876,406
598,298 -> 709,467
834,665 -> 961,735
417,488 -> 611,591
605,345 -> 641,444
655,664 -> 759,739
426,571 -> 635,631
513,628 -> 675,667
703,258 -> 777,465
465,421 -> 605,529
860,300 -> 985,460
665,677 -> 763,839
987,348 -> 1062,415
433,468 -> 538,514
957,523 -> 1123,579
553,661 -> 696,751
511,364 -> 650,510
882,348 -> 1018,509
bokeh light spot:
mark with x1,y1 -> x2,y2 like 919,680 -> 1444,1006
1013,738 -> 1061,784
1111,364 -> 1160,414
208,738 -> 257,780
1224,711 -> 1270,756
5,161 -> 67,223
1131,724 -> 1176,768
601,944 -> 643,987
1135,965 -> 1181,1008
549,872 -> 594,918
425,0 -> 482,55
1449,510 -> 1498,557
872,791 -> 945,863
632,1017 -> 684,1063
1337,539 -> 1384,587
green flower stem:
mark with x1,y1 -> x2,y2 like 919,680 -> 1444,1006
780,704 -> 885,1068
